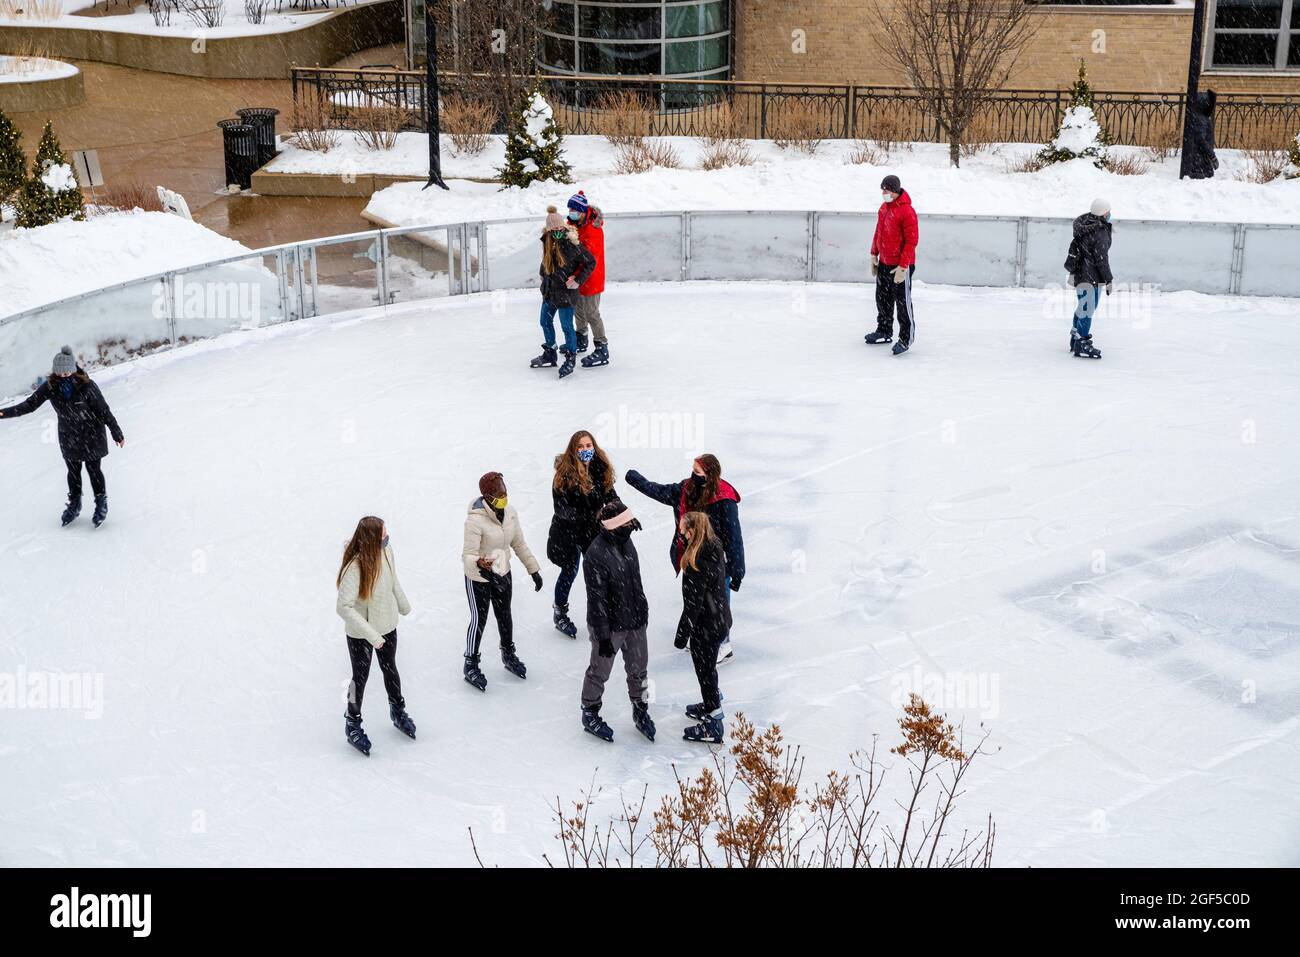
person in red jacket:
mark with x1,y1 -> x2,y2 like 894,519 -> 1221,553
566,190 -> 610,368
866,174 -> 919,355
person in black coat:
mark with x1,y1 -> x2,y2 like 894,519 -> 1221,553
547,429 -> 619,638
1064,199 -> 1114,360
625,453 -> 745,663
529,205 -> 597,379
0,346 -> 125,527
675,511 -> 732,744
1180,90 -> 1219,181
579,501 -> 654,743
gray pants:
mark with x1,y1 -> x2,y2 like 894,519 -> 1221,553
581,626 -> 648,710
575,293 -> 606,343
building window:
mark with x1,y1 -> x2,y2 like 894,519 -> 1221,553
539,1 -> 732,79
1208,0 -> 1300,70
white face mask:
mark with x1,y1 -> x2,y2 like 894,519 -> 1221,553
882,192 -> 897,203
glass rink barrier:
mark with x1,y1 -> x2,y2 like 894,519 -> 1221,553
3,210 -> 1297,399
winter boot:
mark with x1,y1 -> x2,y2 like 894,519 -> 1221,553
576,331 -> 589,354
558,349 -> 576,379
864,327 -> 893,344
892,340 -> 910,356
1073,334 -> 1102,359
501,645 -> 527,680
92,494 -> 108,528
683,710 -> 725,744
529,344 -> 558,368
685,695 -> 724,721
389,701 -> 417,739
345,712 -> 371,756
1070,329 -> 1080,353
60,496 -> 81,527
582,706 -> 614,742
463,655 -> 487,693
553,603 -> 577,639
632,701 -> 656,742
580,342 -> 609,368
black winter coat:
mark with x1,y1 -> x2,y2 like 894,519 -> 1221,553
539,233 -> 597,309
0,377 -> 123,461
1180,90 -> 1219,180
675,538 -> 733,648
1064,213 -> 1113,287
625,469 -> 746,586
546,456 -> 618,566
583,528 -> 650,642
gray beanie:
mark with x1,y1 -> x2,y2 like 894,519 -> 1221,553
52,345 -> 78,376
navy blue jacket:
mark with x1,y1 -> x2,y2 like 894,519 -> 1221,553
625,469 -> 745,587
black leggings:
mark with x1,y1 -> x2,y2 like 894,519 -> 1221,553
465,572 -> 514,659
346,630 -> 403,719
65,457 -> 106,500
689,630 -> 725,713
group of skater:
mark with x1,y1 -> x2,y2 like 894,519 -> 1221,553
529,190 -> 610,379
333,430 -> 746,755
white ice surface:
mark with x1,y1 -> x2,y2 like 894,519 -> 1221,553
1,281 -> 1298,867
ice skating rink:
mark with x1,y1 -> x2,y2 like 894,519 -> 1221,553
2,280 -> 1298,867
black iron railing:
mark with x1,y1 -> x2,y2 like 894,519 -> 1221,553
290,69 -> 1300,151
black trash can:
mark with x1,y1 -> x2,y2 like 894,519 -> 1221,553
217,119 -> 258,190
236,107 -> 280,168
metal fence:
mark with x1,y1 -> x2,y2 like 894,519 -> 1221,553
290,69 -> 1300,151
3,210 -> 1298,398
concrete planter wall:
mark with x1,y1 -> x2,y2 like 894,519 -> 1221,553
0,1 -> 403,80
0,67 -> 85,113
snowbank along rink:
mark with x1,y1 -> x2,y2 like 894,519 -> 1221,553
1,278 -> 1298,867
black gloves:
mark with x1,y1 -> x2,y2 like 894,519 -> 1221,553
674,628 -> 688,650
531,571 -> 543,592
730,578 -> 742,593
598,638 -> 614,658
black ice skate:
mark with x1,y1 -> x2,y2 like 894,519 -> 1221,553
576,331 -> 589,354
582,706 -> 614,742
1073,335 -> 1102,359
558,349 -> 576,379
501,646 -> 527,680
464,655 -> 487,692
530,344 -> 558,368
632,701 -> 656,742
389,701 -> 416,739
580,342 -> 609,368
553,603 -> 577,639
92,494 -> 108,528
61,497 -> 81,527
685,695 -> 724,721
345,712 -> 371,756
892,341 -> 910,356
683,711 -> 725,744
864,328 -> 893,344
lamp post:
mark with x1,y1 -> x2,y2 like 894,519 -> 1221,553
424,1 -> 449,191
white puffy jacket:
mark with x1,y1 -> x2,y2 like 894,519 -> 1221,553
462,497 -> 541,583
336,545 -> 411,647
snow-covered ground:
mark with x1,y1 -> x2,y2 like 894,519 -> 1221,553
263,134 -> 1300,226
0,0 -> 384,37
0,54 -> 78,83
1,280 -> 1298,867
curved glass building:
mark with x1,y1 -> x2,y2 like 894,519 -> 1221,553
539,1 -> 732,79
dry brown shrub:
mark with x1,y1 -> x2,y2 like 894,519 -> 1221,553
591,89 -> 653,148
352,104 -> 410,152
1104,153 -> 1150,176
613,138 -> 681,175
1004,150 -> 1047,174
858,109 -> 914,154
290,98 -> 341,153
1142,121 -> 1181,162
768,99 -> 828,155
442,94 -> 495,156
699,137 -> 754,170
92,183 -> 165,213
1236,148 -> 1290,184
845,139 -> 883,166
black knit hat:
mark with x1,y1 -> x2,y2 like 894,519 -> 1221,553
880,174 -> 902,193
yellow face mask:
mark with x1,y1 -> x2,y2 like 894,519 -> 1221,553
487,495 -> 508,510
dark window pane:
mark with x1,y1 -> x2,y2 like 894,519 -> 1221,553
666,1 -> 728,39
542,32 -> 577,71
1293,3 -> 1300,27
579,6 -> 660,40
1212,31 -> 1279,65
1290,33 -> 1300,65
664,37 -> 728,74
580,41 -> 662,75
541,1 -> 575,35
1214,0 -> 1284,30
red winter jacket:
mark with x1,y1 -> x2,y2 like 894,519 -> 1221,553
575,207 -> 606,296
871,189 -> 918,268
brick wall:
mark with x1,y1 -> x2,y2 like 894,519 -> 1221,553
733,1 -> 1300,95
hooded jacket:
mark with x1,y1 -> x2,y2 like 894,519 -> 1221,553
463,497 -> 541,584
1065,213 -> 1113,286
676,536 -> 733,648
625,469 -> 745,586
336,545 -> 411,648
583,526 -> 650,642
871,188 -> 919,268
1,376 -> 124,461
547,454 -> 618,566
574,206 -> 606,296
539,226 -> 597,308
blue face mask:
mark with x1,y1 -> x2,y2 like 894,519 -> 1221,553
577,449 -> 595,464
382,535 -> 390,549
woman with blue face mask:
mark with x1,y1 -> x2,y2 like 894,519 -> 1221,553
546,430 -> 618,638
0,345 -> 124,528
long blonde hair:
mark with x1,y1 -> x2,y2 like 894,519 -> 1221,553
337,516 -> 385,600
680,511 -> 717,572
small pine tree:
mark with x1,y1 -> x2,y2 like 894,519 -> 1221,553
1039,60 -> 1112,169
15,120 -> 85,228
0,107 -> 25,210
1286,131 -> 1300,180
497,83 -> 572,189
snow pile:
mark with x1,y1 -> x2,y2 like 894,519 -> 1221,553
39,162 -> 77,194
1046,105 -> 1109,167
0,55 -> 79,84
524,92 -> 554,144
0,0 -> 387,38
1,282 -> 1298,866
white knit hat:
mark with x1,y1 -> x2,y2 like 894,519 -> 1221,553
1090,197 -> 1112,217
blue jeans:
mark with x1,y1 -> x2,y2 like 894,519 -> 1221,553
1073,284 -> 1101,338
540,302 -> 577,354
